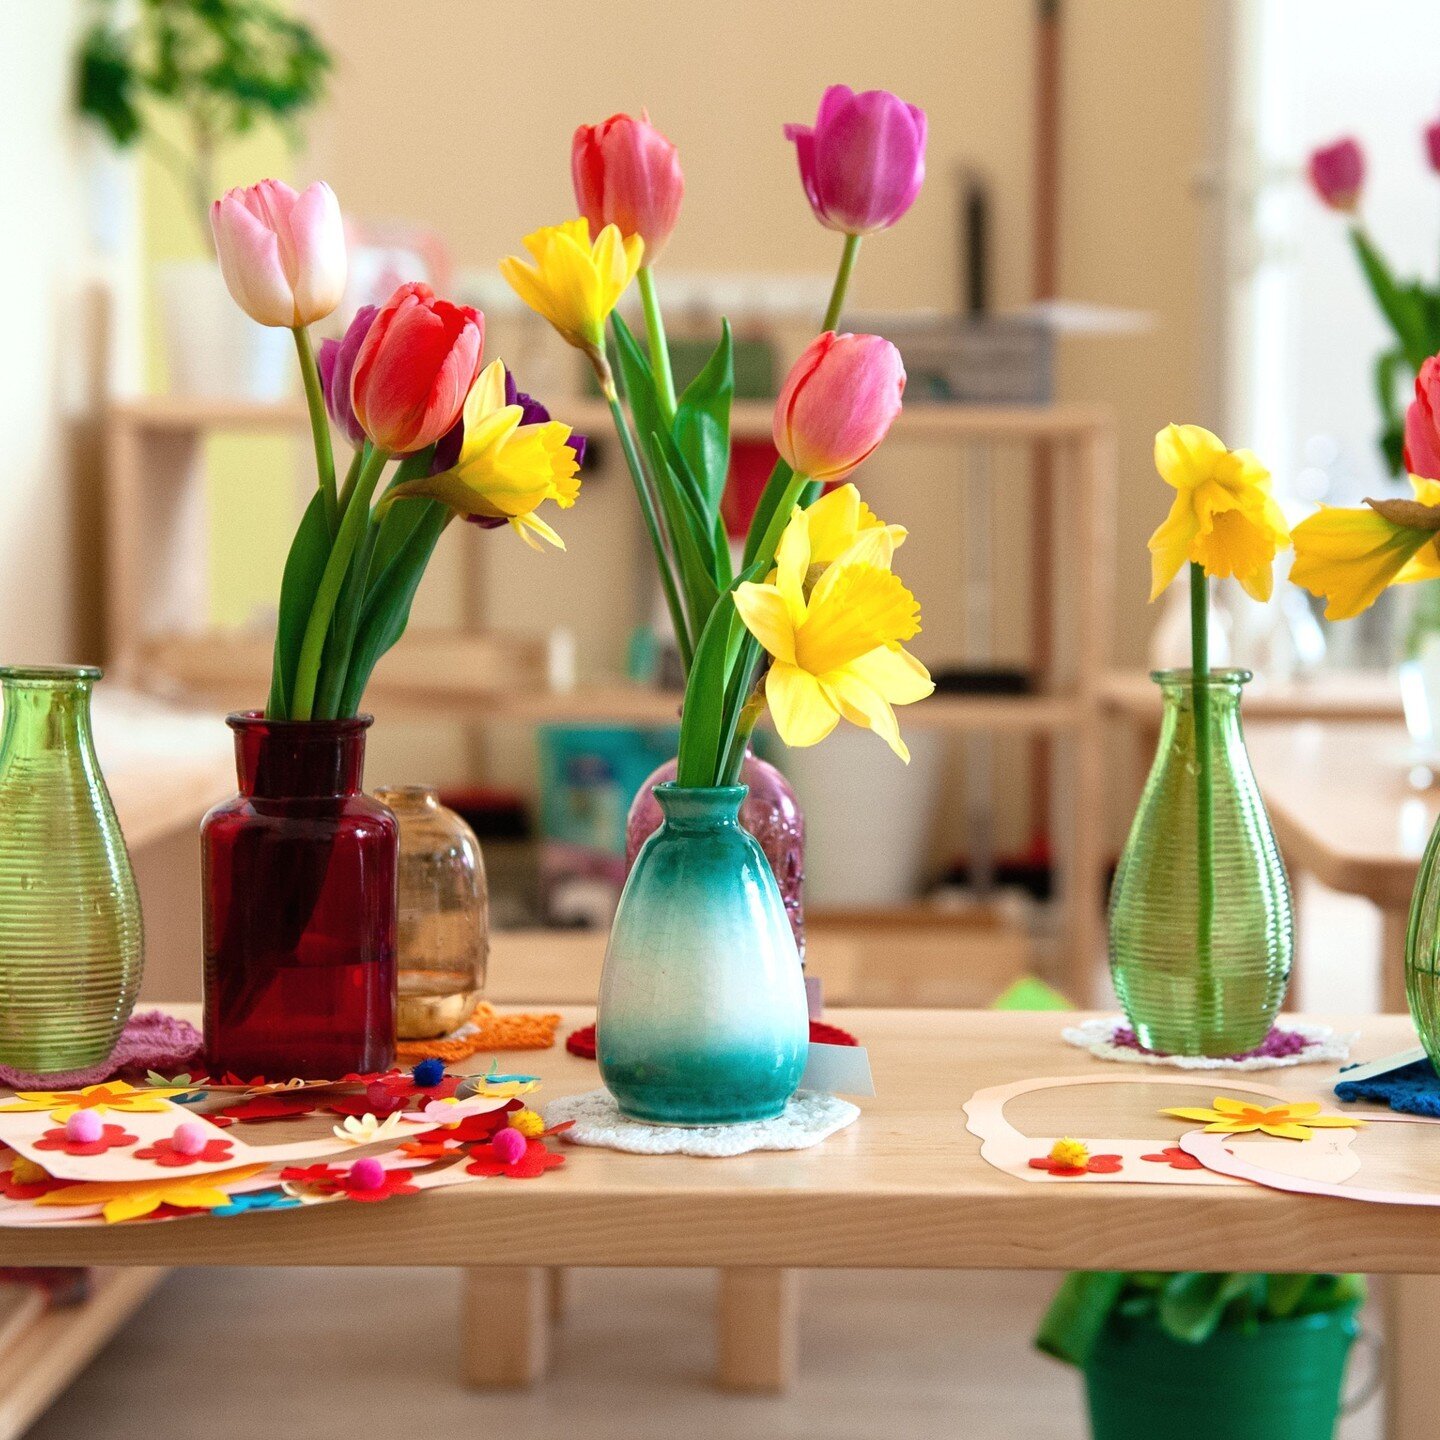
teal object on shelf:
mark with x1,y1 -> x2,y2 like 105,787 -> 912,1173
0,665 -> 143,1075
1108,669 -> 1292,1057
597,783 -> 808,1125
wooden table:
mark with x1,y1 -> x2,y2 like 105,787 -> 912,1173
1246,722 -> 1439,1011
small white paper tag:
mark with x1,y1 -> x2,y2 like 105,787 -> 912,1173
1338,1046 -> 1428,1086
801,1042 -> 875,1097
804,975 -> 824,1019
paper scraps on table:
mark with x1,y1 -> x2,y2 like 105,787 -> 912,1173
33,1164 -> 270,1223
1160,1098 -> 1364,1141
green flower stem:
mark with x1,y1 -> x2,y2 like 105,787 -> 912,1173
336,444 -> 367,522
293,326 -> 338,536
605,387 -> 693,668
822,233 -> 862,333
1191,562 -> 1216,1016
312,515 -> 382,720
637,267 -> 677,426
748,469 -> 811,573
290,443 -> 390,720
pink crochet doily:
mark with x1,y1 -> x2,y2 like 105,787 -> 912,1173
0,1010 -> 203,1089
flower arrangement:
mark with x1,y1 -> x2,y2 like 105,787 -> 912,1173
207,180 -> 583,720
501,88 -> 934,785
1308,122 -> 1440,472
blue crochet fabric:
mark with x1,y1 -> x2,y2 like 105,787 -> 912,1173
1334,1059 -> 1440,1116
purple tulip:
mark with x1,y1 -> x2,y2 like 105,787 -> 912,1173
319,304 -> 379,448
784,85 -> 927,236
1307,138 -> 1364,212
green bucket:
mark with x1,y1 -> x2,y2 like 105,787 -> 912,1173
1084,1308 -> 1361,1440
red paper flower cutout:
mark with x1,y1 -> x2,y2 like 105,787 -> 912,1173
442,1102 -> 522,1144
0,1161 -> 68,1200
207,1094 -> 318,1126
34,1123 -> 137,1157
133,1135 -> 235,1168
465,1136 -> 566,1179
1028,1152 -> 1123,1177
278,1162 -> 419,1203
566,1024 -> 597,1059
1141,1145 -> 1204,1171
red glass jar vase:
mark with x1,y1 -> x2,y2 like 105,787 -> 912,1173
202,713 -> 397,1079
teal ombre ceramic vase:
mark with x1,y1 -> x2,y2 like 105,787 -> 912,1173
1109,669 -> 1293,1056
597,783 -> 809,1125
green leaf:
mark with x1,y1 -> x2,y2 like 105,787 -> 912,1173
613,314 -> 669,468
676,595 -> 744,788
1352,228 -> 1430,370
1034,1273 -> 1129,1369
674,320 -> 733,514
267,488 -> 331,718
1157,1273 -> 1258,1345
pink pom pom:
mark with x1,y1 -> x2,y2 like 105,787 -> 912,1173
172,1121 -> 207,1156
349,1156 -> 386,1191
66,1111 -> 103,1143
491,1126 -> 527,1165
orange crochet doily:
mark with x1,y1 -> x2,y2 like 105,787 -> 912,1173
396,1003 -> 560,1062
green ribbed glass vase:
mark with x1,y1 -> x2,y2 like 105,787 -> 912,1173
1108,669 -> 1292,1056
0,666 -> 143,1074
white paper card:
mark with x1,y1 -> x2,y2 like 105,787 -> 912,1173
801,1042 -> 875,1097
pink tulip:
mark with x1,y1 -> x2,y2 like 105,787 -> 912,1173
350,282 -> 484,455
318,305 -> 378,448
1405,356 -> 1440,480
773,331 -> 905,483
210,179 -> 347,327
1426,120 -> 1440,174
784,86 -> 927,235
1307,138 -> 1364,212
572,112 -> 684,262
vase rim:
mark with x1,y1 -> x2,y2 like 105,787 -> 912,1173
371,783 -> 439,805
1149,667 -> 1253,687
0,664 -> 102,684
227,709 -> 374,735
652,781 -> 749,801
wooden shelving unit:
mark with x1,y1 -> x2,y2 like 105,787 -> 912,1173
104,393 -> 1116,996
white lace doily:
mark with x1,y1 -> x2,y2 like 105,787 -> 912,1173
1062,1017 -> 1353,1071
544,1089 -> 860,1156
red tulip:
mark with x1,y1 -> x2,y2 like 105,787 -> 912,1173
350,282 -> 484,455
1426,119 -> 1440,174
1307,138 -> 1364,212
572,112 -> 684,262
773,331 -> 905,483
1405,356 -> 1440,480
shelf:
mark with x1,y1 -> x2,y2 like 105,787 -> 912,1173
110,394 -> 1111,443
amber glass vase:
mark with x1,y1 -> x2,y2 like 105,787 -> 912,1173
202,713 -> 397,1079
374,785 -> 487,1040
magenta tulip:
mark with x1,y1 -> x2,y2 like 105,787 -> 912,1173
774,331 -> 905,483
1405,356 -> 1440,480
572,112 -> 685,262
318,306 -> 378,448
1307,138 -> 1364,212
784,86 -> 927,235
210,178 -> 347,327
1426,119 -> 1440,174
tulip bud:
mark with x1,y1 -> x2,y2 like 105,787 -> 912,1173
317,305 -> 377,448
773,332 -> 905,483
210,179 -> 347,327
1426,120 -> 1440,175
1405,356 -> 1440,481
1307,138 -> 1364,212
572,112 -> 684,262
784,86 -> 927,236
350,282 -> 484,455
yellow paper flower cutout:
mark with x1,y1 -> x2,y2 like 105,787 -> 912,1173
1162,1096 -> 1363,1142
332,1112 -> 409,1146
0,1080 -> 190,1122
467,1079 -> 539,1099
34,1164 -> 268,1223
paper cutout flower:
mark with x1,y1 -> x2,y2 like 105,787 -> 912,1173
332,1112 -> 409,1146
438,1104 -> 521,1144
1141,1146 -> 1205,1171
34,1122 -> 138,1157
1161,1097 -> 1363,1142
33,1164 -> 269,1223
0,1080 -> 188,1121
463,1078 -> 540,1100
133,1134 -> 235,1168
207,1094 -> 318,1126
279,1162 -> 419,1203
401,1096 -> 508,1127
212,1188 -> 301,1217
145,1072 -> 209,1103
0,1157 -> 67,1200
465,1136 -> 566,1179
398,1137 -> 470,1161
1028,1139 -> 1122,1177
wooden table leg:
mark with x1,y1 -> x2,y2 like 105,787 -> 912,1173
548,1267 -> 567,1324
715,1267 -> 798,1393
1385,1274 -> 1440,1438
461,1267 -> 550,1388
1381,906 -> 1410,1013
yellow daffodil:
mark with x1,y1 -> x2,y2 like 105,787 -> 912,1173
734,505 -> 933,761
388,360 -> 581,551
1148,423 -> 1290,602
1161,1097 -> 1362,1143
500,218 -> 643,353
1290,475 -> 1440,620
795,482 -> 907,569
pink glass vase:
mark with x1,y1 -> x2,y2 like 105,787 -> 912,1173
625,749 -> 806,956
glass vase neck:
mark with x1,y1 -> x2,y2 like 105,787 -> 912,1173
0,666 -> 100,753
372,783 -> 439,813
1152,667 -> 1252,702
228,710 -> 372,799
652,782 -> 748,830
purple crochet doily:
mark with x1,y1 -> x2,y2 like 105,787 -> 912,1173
1112,1025 -> 1311,1062
0,1010 -> 202,1090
